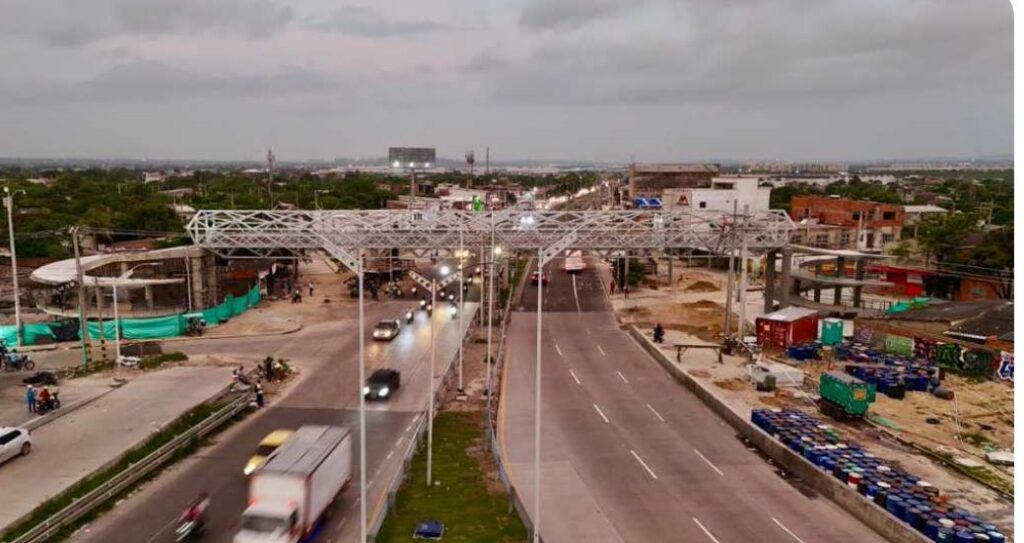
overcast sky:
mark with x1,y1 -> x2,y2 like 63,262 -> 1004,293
0,0 -> 1012,163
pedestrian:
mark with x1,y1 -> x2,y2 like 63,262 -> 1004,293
609,280 -> 616,294
308,281 -> 314,297
26,385 -> 36,414
624,284 -> 630,299
254,381 -> 265,408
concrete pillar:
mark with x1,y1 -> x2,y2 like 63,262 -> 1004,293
144,285 -> 154,311
779,247 -> 793,308
852,258 -> 866,308
834,256 -> 846,305
764,250 -> 776,313
93,285 -> 106,346
813,261 -> 823,303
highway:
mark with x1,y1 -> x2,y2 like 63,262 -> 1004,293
73,291 -> 478,543
500,256 -> 886,542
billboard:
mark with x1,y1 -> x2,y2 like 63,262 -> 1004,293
388,147 -> 436,169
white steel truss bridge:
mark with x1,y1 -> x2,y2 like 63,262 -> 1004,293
186,208 -> 794,262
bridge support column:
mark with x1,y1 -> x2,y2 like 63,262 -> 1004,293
834,256 -> 846,305
852,258 -> 866,308
780,247 -> 793,309
764,250 -> 776,313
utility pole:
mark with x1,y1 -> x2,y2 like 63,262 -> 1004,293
71,227 -> 91,366
737,205 -> 750,341
3,187 -> 22,347
266,149 -> 275,209
724,200 -> 738,338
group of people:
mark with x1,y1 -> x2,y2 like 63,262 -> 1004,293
608,280 -> 631,298
289,281 -> 315,303
25,384 -> 56,414
232,366 -> 266,408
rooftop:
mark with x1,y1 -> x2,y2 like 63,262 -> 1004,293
760,306 -> 818,323
630,164 -> 720,174
902,204 -> 948,214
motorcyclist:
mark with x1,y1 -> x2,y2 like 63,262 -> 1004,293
653,323 -> 665,344
181,492 -> 210,533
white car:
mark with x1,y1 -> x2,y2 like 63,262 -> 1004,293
372,319 -> 401,341
0,426 -> 32,464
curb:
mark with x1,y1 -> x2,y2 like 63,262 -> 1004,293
627,324 -> 930,543
18,322 -> 304,355
21,387 -> 119,432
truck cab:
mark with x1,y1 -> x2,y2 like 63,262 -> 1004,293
234,501 -> 300,543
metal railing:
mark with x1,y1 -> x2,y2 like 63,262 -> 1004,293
5,394 -> 250,543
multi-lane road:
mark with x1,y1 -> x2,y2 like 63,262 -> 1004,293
500,256 -> 885,542
73,294 -> 477,543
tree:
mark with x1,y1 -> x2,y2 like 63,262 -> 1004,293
915,212 -> 979,264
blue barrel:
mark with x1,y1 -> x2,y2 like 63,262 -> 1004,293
888,496 -> 904,517
986,531 -> 1005,543
936,528 -> 955,542
924,521 -> 941,539
956,531 -> 976,542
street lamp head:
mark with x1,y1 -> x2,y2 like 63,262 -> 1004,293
493,246 -> 503,256
440,265 -> 451,276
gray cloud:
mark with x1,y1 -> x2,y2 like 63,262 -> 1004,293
518,0 -> 641,31
306,6 -> 448,37
1,61 -> 334,105
0,0 -> 293,47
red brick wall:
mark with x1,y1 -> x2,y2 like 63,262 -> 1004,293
790,196 -> 905,227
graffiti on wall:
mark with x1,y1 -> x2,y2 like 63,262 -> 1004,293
997,351 -> 1013,382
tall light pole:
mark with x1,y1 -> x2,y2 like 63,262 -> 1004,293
486,230 -> 500,415
113,263 -> 160,364
457,228 -> 466,394
427,264 -> 450,485
3,187 -> 24,347
357,251 -> 367,543
533,250 -> 543,543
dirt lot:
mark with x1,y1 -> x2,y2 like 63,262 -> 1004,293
619,299 -> 738,341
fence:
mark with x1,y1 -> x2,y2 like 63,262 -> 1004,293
0,286 -> 262,346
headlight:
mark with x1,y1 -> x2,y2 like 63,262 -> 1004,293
363,386 -> 371,395
243,462 -> 257,475
379,387 -> 390,397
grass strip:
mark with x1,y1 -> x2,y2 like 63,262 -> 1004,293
1,397 -> 248,543
138,351 -> 189,370
377,411 -> 527,543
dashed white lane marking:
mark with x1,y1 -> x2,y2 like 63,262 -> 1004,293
572,273 -> 582,313
569,369 -> 582,385
616,370 -> 629,384
338,516 -> 348,530
592,403 -> 610,424
646,403 -> 666,422
386,449 -> 395,460
692,518 -> 721,543
597,345 -> 606,356
694,449 -> 724,476
772,518 -> 808,543
554,343 -> 563,357
630,449 -> 658,480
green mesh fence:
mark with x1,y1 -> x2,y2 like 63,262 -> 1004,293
2,285 -> 263,346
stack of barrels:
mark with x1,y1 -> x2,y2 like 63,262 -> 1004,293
751,409 -> 1006,542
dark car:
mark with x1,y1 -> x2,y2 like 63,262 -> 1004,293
363,369 -> 401,400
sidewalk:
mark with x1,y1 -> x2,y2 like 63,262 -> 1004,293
0,365 -> 233,531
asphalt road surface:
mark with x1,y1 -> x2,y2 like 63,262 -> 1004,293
73,294 -> 478,543
500,256 -> 885,542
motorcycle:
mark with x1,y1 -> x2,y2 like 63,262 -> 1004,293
426,303 -> 433,317
406,309 -> 414,324
175,506 -> 207,541
36,391 -> 60,415
3,353 -> 35,372
419,298 -> 427,309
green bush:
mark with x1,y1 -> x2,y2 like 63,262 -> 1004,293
138,351 -> 188,370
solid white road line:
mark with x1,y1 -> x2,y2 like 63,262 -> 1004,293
630,449 -> 659,480
572,273 -> 582,313
592,403 -> 610,423
597,345 -> 606,356
616,370 -> 629,384
692,518 -> 722,543
772,518 -> 808,543
646,403 -> 666,422
338,516 -> 349,529
569,369 -> 582,385
386,449 -> 395,460
555,343 -> 563,357
694,449 -> 724,476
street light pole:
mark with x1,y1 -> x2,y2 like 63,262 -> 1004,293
533,250 -> 544,543
4,187 -> 24,347
357,251 -> 367,543
427,277 -> 437,485
457,229 -> 465,394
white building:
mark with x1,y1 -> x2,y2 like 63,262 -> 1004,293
663,177 -> 770,214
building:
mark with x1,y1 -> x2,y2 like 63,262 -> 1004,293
627,164 -> 718,199
789,196 -> 905,252
662,177 -> 770,214
901,204 -> 947,237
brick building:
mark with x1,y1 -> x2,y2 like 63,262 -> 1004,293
789,196 -> 905,252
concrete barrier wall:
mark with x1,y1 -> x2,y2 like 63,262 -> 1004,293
628,326 -> 931,543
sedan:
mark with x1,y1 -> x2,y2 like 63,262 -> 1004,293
0,427 -> 31,465
363,369 -> 401,400
372,319 -> 401,341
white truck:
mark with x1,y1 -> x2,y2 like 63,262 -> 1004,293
564,251 -> 585,273
234,425 -> 352,543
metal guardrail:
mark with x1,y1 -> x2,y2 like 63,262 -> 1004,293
5,394 -> 250,543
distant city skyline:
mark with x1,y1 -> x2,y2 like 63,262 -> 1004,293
0,0 -> 1011,163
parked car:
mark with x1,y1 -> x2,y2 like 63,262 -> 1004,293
363,369 -> 401,401
531,270 -> 549,285
372,319 -> 401,341
0,427 -> 31,464
244,429 -> 295,476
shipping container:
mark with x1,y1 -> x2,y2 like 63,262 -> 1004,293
756,307 -> 819,351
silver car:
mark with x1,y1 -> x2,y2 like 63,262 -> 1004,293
0,426 -> 32,464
